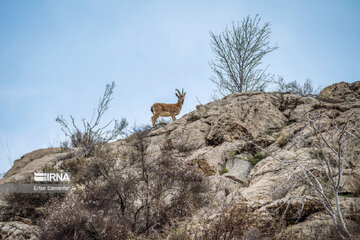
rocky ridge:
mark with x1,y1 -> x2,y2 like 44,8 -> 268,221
0,81 -> 359,239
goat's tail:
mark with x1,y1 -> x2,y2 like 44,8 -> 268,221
150,106 -> 153,114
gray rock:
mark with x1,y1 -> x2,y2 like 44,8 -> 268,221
0,221 -> 39,240
223,157 -> 252,185
205,175 -> 243,208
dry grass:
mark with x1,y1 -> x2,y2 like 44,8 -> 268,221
276,128 -> 288,147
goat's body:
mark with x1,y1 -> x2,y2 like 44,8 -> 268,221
151,103 -> 181,126
151,103 -> 181,116
151,89 -> 186,127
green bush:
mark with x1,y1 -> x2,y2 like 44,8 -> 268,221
219,165 -> 228,175
266,128 -> 276,135
247,152 -> 264,165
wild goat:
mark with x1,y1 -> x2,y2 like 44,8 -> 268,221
151,89 -> 186,127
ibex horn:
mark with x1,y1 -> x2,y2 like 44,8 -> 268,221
176,89 -> 181,95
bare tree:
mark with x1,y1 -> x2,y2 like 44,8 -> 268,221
56,81 -> 127,156
209,15 -> 278,97
276,77 -> 320,97
246,114 -> 358,239
303,116 -> 352,239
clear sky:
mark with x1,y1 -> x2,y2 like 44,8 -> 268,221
0,0 -> 359,174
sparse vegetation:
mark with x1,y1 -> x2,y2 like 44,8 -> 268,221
199,203 -> 281,239
266,128 -> 276,135
219,165 -> 228,175
247,152 -> 264,165
146,220 -> 192,240
59,157 -> 86,180
59,140 -> 70,152
56,82 -> 128,157
277,128 -> 288,147
4,176 -> 65,224
256,115 -> 359,239
39,126 -> 208,239
276,77 -> 320,97
2,81 -> 359,240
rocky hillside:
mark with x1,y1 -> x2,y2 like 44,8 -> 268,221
1,81 -> 359,239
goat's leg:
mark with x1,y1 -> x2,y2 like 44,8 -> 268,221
171,115 -> 176,122
152,114 -> 159,128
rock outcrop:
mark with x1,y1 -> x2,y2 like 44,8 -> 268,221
1,81 -> 359,239
317,81 -> 360,103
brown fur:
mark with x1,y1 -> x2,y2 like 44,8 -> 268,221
151,89 -> 186,127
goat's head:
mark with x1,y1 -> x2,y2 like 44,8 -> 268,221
175,88 -> 186,104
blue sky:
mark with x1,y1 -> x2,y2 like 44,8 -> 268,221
0,0 -> 359,174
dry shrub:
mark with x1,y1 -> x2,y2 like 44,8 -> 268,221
56,82 -> 127,157
40,126 -> 208,239
277,218 -> 360,240
276,128 -> 288,147
347,203 -> 360,240
266,199 -> 323,225
276,78 -> 319,97
166,229 -> 191,240
4,192 -> 65,224
199,203 -> 281,240
141,220 -> 192,240
3,176 -> 65,224
276,222 -> 339,240
59,156 -> 86,181
39,193 -> 128,240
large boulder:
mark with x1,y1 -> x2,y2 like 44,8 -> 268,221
317,81 -> 360,103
